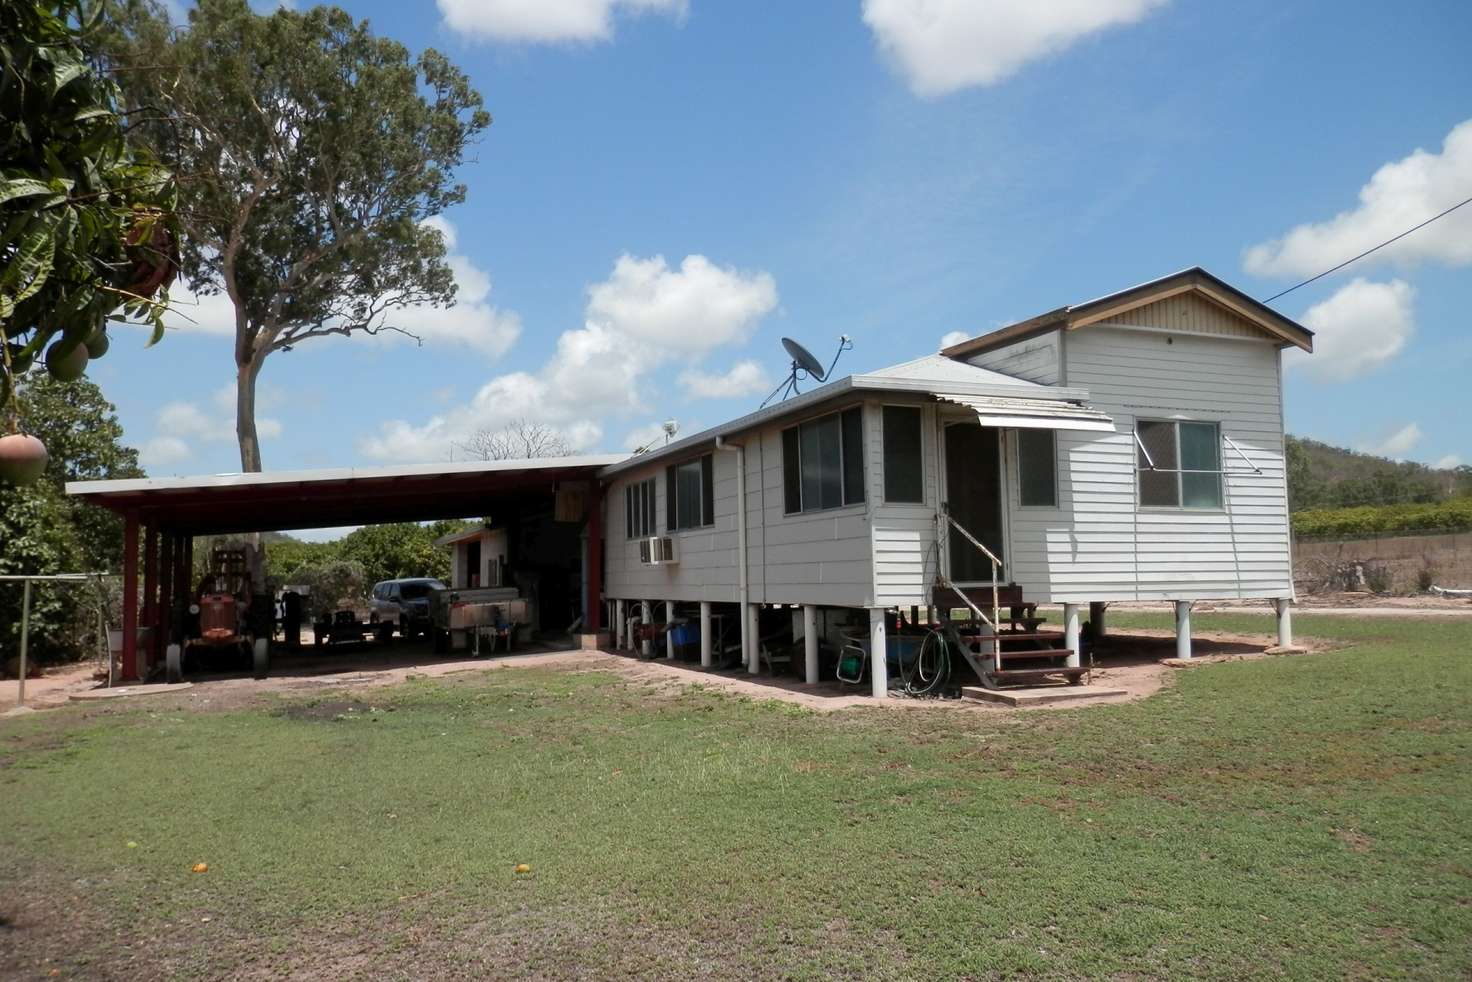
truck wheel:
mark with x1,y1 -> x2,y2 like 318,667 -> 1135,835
253,638 -> 269,679
433,629 -> 449,654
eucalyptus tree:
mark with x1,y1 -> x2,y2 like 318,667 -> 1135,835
107,0 -> 491,470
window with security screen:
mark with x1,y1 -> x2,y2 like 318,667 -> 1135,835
782,407 -> 865,514
1135,420 -> 1223,509
625,477 -> 657,537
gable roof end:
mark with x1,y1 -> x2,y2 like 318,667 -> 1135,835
940,267 -> 1314,360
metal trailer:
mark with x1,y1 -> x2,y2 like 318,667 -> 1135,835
428,588 -> 530,654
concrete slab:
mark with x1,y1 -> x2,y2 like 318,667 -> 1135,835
69,682 -> 192,702
961,684 -> 1129,707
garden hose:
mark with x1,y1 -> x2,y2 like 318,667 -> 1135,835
896,627 -> 951,698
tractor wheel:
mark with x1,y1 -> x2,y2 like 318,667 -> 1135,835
252,638 -> 269,679
165,643 -> 183,683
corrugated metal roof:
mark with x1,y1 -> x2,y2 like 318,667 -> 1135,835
935,393 -> 1114,432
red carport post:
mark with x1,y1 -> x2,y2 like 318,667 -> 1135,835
586,483 -> 603,632
174,534 -> 191,639
121,511 -> 139,681
158,534 -> 174,651
142,524 -> 158,675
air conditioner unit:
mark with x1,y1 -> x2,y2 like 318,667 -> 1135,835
638,536 -> 678,566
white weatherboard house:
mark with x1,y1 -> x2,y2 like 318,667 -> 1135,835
598,269 -> 1313,698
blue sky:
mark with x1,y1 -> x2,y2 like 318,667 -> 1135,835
101,0 -> 1471,496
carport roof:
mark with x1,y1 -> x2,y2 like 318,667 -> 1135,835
66,455 -> 627,536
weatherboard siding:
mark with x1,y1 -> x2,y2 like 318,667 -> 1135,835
603,400 -> 881,609
1093,291 -> 1266,341
869,399 -> 942,609
963,329 -> 1062,385
1001,324 -> 1293,602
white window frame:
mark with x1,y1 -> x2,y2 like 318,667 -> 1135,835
625,476 -> 657,538
880,403 -> 926,505
1014,428 -> 1059,509
1134,418 -> 1225,511
782,405 -> 866,516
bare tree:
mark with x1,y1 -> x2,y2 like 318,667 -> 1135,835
456,418 -> 572,461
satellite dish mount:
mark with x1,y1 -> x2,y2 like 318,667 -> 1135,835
761,335 -> 853,408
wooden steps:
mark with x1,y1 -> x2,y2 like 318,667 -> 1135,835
990,666 -> 1089,685
990,647 -> 1075,662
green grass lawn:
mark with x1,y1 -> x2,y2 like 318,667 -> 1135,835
2,613 -> 1470,979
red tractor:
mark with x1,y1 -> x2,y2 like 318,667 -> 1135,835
178,547 -> 271,679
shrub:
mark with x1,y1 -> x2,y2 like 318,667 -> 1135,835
1293,498 -> 1472,540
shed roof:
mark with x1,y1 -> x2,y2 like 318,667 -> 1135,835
66,455 -> 626,536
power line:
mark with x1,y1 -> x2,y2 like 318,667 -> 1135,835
1262,193 -> 1472,304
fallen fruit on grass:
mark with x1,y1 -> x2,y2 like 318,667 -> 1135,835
126,841 -> 138,849
0,433 -> 48,486
514,864 -> 531,874
191,863 -> 208,873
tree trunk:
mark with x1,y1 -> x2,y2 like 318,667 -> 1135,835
235,354 -> 265,473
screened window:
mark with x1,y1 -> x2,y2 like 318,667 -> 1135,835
882,406 -> 924,503
666,454 -> 714,531
782,407 -> 864,513
625,477 -> 657,538
1135,420 -> 1223,509
1017,429 -> 1057,507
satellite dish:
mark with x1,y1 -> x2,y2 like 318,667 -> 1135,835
782,338 -> 827,382
761,335 -> 854,408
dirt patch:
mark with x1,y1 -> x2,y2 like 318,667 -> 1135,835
275,699 -> 375,721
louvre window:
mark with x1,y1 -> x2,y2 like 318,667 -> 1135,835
1136,420 -> 1223,509
665,454 -> 715,531
1017,429 -> 1057,507
783,407 -> 865,513
625,477 -> 657,538
882,406 -> 924,503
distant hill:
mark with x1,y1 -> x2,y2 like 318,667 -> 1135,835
1287,436 -> 1468,512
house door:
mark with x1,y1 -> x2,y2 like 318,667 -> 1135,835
943,422 -> 1004,582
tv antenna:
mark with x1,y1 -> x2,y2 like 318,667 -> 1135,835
761,335 -> 852,408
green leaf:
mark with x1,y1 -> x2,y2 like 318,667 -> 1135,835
0,178 -> 55,207
0,223 -> 57,310
73,106 -> 113,124
51,57 -> 86,94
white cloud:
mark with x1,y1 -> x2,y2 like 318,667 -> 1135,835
678,360 -> 770,400
139,436 -> 191,469
437,0 -> 685,43
939,329 -> 971,350
1290,278 -> 1414,382
409,217 -> 522,357
1361,422 -> 1423,460
1245,119 -> 1472,278
862,0 -> 1168,97
140,383 -> 284,472
586,254 -> 777,353
1434,454 -> 1463,470
362,252 -> 779,463
159,282 -> 237,337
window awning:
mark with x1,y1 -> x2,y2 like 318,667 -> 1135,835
935,393 -> 1115,432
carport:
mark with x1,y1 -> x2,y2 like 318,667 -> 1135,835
66,455 -> 624,681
